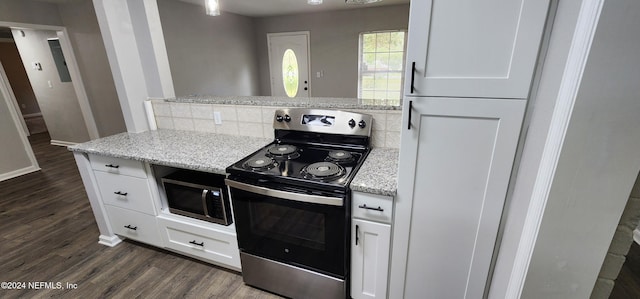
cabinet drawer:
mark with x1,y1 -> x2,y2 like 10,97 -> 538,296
352,192 -> 393,224
95,171 -> 156,215
106,205 -> 161,246
89,154 -> 147,178
157,216 -> 241,271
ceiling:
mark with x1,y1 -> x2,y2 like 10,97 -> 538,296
178,0 -> 410,17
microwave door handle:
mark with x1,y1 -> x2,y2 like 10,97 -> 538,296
202,189 -> 211,218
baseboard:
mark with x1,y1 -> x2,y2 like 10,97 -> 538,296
98,235 -> 123,247
0,165 -> 41,182
633,228 -> 640,245
50,140 -> 78,147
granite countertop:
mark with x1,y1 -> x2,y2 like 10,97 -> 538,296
166,95 -> 402,111
68,130 -> 270,175
69,129 -> 398,196
351,148 -> 399,197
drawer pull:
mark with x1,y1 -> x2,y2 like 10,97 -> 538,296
189,240 -> 204,247
358,204 -> 384,212
124,224 -> 137,230
114,191 -> 128,196
105,164 -> 120,169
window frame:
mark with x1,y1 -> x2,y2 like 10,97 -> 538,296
357,30 -> 407,106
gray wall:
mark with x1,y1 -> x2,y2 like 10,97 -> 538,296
57,0 -> 126,137
0,0 -> 63,26
254,5 -> 410,97
157,2 -> 409,98
12,28 -> 90,143
157,0 -> 260,97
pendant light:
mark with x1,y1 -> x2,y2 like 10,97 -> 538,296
205,0 -> 220,16
308,0 -> 323,4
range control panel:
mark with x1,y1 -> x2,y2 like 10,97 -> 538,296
273,108 -> 373,137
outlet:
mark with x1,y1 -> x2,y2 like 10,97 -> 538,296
213,112 -> 222,124
47,80 -> 53,88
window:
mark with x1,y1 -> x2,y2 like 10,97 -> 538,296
358,31 -> 406,106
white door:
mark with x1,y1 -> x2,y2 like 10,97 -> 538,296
268,32 -> 310,97
389,97 -> 526,299
404,0 -> 550,99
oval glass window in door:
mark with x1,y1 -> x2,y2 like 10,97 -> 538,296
282,49 -> 299,98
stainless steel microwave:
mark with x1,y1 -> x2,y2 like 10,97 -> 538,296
161,170 -> 233,226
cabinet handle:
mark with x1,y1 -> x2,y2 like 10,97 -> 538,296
410,61 -> 416,94
355,225 -> 359,246
358,204 -> 384,212
189,240 -> 204,247
105,164 -> 120,169
114,191 -> 128,196
124,225 -> 137,230
407,100 -> 413,130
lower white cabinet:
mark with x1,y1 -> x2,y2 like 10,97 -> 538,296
157,215 -> 241,271
351,218 -> 391,299
105,205 -> 162,246
351,192 -> 393,299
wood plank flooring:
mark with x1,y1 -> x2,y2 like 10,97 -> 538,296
611,242 -> 640,299
0,133 -> 281,299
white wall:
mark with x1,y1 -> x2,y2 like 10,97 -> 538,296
57,0 -> 126,137
254,5 -> 410,97
157,0 -> 260,97
0,60 -> 38,181
518,0 -> 640,297
12,28 -> 90,143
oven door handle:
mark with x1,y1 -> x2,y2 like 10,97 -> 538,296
225,179 -> 344,207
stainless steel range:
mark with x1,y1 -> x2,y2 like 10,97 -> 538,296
226,108 -> 372,299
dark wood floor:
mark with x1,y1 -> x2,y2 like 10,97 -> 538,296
0,133 -> 281,299
611,242 -> 640,299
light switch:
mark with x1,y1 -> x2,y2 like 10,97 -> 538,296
47,81 -> 53,88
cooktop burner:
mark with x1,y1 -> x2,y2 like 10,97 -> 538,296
244,156 -> 276,170
302,162 -> 345,180
266,144 -> 300,160
327,150 -> 354,163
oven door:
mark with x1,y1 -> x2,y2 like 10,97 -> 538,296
226,179 -> 347,278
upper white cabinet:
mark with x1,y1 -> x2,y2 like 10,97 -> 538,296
404,0 -> 551,99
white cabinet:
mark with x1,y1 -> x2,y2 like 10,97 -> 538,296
404,0 -> 550,99
157,215 -> 241,271
351,192 -> 393,299
389,97 -> 526,299
90,155 -> 163,247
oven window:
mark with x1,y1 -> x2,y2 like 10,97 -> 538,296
249,200 -> 325,251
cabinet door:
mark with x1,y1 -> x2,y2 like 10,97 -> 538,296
389,97 -> 526,299
351,219 -> 391,299
404,0 -> 550,98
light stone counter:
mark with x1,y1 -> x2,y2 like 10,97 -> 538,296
351,148 -> 399,197
68,129 -> 270,175
166,95 -> 401,111
69,129 -> 398,195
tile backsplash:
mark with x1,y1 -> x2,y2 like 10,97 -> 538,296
151,100 -> 401,148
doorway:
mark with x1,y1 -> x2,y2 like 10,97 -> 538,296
0,29 -> 47,136
267,32 -> 311,98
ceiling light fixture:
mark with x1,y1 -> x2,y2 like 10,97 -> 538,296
345,0 -> 382,4
205,0 -> 220,16
308,0 -> 323,5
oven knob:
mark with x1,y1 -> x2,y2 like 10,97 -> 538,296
284,114 -> 291,122
348,119 -> 356,128
276,115 -> 284,122
358,120 -> 366,128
